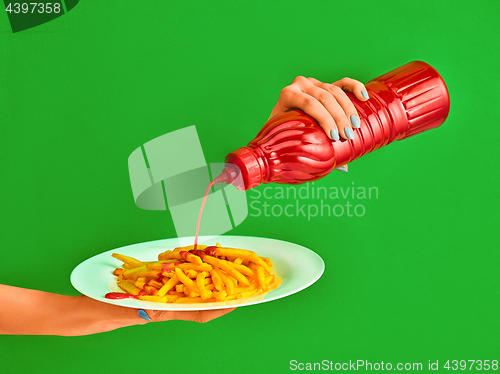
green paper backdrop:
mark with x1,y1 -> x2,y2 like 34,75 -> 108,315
1,0 -> 498,373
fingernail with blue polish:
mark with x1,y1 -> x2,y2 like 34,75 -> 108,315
350,114 -> 360,128
361,90 -> 369,99
138,309 -> 151,321
344,127 -> 355,140
330,128 -> 339,141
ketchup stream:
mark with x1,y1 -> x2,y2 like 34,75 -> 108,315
193,180 -> 216,250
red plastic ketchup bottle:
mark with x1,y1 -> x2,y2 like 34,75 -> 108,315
216,61 -> 450,191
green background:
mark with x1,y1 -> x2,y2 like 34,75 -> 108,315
1,0 -> 499,373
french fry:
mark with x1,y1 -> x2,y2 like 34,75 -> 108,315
234,282 -> 258,294
223,259 -> 255,278
196,272 -> 212,301
236,289 -> 258,299
158,250 -> 183,261
134,280 -> 146,289
250,263 -> 268,291
256,265 -> 268,291
146,260 -> 182,270
213,290 -> 227,301
159,262 -> 211,275
138,295 -> 177,303
185,269 -> 199,278
167,290 -> 185,297
215,247 -> 271,273
203,256 -> 250,286
131,270 -> 160,280
177,263 -> 212,272
148,279 -> 163,289
210,269 -> 224,292
175,284 -> 184,293
117,280 -> 140,295
122,265 -> 147,279
216,269 -> 236,295
157,275 -> 180,297
174,268 -> 201,295
113,268 -> 126,277
261,257 -> 273,268
214,290 -> 236,301
215,247 -> 254,258
112,253 -> 144,268
174,297 -> 205,303
179,251 -> 203,265
143,285 -> 157,295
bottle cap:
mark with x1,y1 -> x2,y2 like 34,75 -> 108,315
224,147 -> 263,191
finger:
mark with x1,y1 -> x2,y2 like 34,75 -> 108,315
198,307 -> 235,322
323,84 -> 361,133
303,81 -> 355,140
277,85 -> 340,140
151,307 -> 235,323
336,164 -> 348,173
332,77 -> 369,101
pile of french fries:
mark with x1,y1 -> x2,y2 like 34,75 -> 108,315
111,243 -> 279,303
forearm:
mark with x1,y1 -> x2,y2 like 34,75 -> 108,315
0,284 -> 147,336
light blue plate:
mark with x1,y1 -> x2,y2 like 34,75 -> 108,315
71,235 -> 325,311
